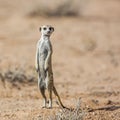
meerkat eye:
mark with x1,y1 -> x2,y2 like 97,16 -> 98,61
49,27 -> 52,31
43,27 -> 47,30
49,27 -> 54,31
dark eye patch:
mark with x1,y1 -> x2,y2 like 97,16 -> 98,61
49,27 -> 52,31
49,27 -> 54,31
43,27 -> 47,30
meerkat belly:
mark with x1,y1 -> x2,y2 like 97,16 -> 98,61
38,49 -> 48,82
45,76 -> 53,90
39,48 -> 48,69
45,67 -> 54,90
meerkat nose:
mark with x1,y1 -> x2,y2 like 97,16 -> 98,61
47,31 -> 51,33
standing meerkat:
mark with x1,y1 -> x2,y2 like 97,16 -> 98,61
35,25 -> 65,109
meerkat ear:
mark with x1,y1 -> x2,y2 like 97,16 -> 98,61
52,27 -> 54,32
39,27 -> 41,32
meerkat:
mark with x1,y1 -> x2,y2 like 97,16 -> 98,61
35,25 -> 65,109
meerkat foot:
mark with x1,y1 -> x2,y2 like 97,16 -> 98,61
42,105 -> 47,108
47,105 -> 52,109
48,101 -> 52,109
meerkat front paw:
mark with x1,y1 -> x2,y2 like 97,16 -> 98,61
35,67 -> 38,72
35,65 -> 39,72
35,62 -> 38,71
45,63 -> 49,71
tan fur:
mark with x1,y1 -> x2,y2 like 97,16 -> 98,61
35,25 -> 65,109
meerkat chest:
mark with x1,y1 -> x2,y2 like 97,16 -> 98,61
39,41 -> 48,53
39,39 -> 52,54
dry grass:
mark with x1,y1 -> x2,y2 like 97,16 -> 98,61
27,0 -> 79,17
0,68 -> 37,89
48,98 -> 84,120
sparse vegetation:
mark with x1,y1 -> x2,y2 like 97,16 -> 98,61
27,0 -> 79,17
48,99 -> 84,120
0,68 -> 37,88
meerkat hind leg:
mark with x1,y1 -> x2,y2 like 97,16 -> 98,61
46,71 -> 53,109
39,80 -> 47,108
48,89 -> 52,109
40,87 -> 47,108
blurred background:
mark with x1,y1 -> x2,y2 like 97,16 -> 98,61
0,0 -> 120,119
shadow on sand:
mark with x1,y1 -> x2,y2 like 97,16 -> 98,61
89,105 -> 120,112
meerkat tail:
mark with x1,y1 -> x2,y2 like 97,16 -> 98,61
53,86 -> 65,108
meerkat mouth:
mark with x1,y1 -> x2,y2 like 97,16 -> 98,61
44,34 -> 51,37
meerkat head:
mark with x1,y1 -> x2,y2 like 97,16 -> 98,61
39,25 -> 54,37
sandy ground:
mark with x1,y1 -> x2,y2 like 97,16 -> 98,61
0,0 -> 120,120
